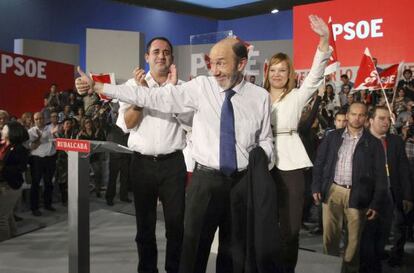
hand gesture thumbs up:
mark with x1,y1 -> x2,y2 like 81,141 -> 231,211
75,66 -> 94,95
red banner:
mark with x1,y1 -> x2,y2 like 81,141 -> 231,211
293,0 -> 413,70
354,48 -> 379,90
56,138 -> 90,153
0,50 -> 74,117
378,63 -> 400,89
324,17 -> 340,75
91,73 -> 115,101
354,48 -> 401,90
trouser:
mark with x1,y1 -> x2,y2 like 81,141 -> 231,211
270,168 -> 305,271
179,167 -> 244,273
90,157 -> 103,194
0,184 -> 21,242
390,204 -> 414,260
322,183 -> 366,273
55,156 -> 68,204
30,155 -> 56,210
359,190 -> 393,273
131,151 -> 186,273
105,153 -> 131,201
302,168 -> 314,223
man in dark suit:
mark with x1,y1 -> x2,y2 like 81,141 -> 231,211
359,106 -> 413,272
312,102 -> 387,273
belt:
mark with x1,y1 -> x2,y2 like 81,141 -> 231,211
333,181 -> 352,189
273,129 -> 298,136
194,162 -> 246,178
135,150 -> 180,162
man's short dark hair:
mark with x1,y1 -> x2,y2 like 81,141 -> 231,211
334,109 -> 347,119
146,37 -> 173,54
340,74 -> 349,79
369,106 -> 390,119
232,42 -> 248,61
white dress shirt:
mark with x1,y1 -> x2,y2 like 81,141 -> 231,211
105,76 -> 273,170
271,48 -> 331,171
116,73 -> 190,156
28,124 -> 56,157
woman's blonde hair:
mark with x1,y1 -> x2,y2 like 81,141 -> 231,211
263,53 -> 296,101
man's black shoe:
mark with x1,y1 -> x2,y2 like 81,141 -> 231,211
14,214 -> 23,222
120,198 -> 132,203
387,256 -> 402,267
32,210 -> 42,217
45,206 -> 56,212
106,199 -> 114,206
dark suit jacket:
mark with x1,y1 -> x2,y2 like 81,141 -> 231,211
312,128 -> 387,211
385,133 -> 413,207
231,147 -> 281,273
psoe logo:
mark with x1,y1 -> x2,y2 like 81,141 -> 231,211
364,70 -> 380,85
332,18 -> 383,41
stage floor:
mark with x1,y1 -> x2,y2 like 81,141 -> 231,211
0,209 -> 342,273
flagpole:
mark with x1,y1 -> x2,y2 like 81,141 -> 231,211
376,76 -> 395,124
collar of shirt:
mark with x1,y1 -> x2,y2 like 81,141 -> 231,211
145,72 -> 167,88
145,71 -> 184,88
342,127 -> 363,140
218,78 -> 246,96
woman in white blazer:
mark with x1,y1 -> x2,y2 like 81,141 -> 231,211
263,15 -> 332,271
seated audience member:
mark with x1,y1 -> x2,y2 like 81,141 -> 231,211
395,100 -> 413,132
58,105 -> 74,124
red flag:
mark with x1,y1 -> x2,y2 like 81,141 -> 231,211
353,48 -> 379,90
324,17 -> 340,75
90,73 -> 116,101
377,63 -> 402,89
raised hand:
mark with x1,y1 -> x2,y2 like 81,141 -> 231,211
309,14 -> 329,38
75,66 -> 94,95
133,67 -> 149,87
166,64 -> 178,85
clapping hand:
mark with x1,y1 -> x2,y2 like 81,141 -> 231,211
166,64 -> 178,85
133,68 -> 149,87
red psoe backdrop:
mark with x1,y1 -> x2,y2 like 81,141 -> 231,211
0,50 -> 75,117
293,0 -> 413,70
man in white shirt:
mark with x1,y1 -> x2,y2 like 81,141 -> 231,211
115,37 -> 190,273
75,37 -> 273,273
28,112 -> 57,216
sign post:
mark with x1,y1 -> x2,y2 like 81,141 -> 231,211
56,138 -> 132,273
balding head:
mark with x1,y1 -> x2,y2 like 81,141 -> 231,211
209,38 -> 248,89
210,38 -> 247,62
34,112 -> 45,128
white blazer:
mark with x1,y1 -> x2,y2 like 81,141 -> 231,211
271,48 -> 331,171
